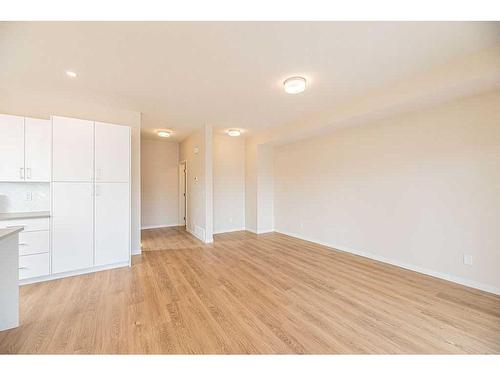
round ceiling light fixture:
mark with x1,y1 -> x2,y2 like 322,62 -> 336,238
65,70 -> 77,78
157,130 -> 171,138
227,129 -> 241,137
283,76 -> 306,94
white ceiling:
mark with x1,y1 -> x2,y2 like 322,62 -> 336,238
1,22 -> 499,141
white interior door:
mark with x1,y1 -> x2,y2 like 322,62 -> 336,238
94,182 -> 130,266
94,122 -> 130,182
52,116 -> 94,182
24,118 -> 51,182
0,114 -> 25,181
52,182 -> 94,273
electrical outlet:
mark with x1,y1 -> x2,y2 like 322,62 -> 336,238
25,192 -> 33,201
463,254 -> 473,265
229,217 -> 233,223
299,221 -> 304,229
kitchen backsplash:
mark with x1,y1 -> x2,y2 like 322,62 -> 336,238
0,183 -> 50,213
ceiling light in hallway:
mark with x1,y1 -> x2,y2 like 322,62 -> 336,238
227,129 -> 241,137
157,130 -> 171,138
284,76 -> 306,94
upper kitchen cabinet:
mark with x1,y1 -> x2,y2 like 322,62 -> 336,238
52,116 -> 94,182
24,118 -> 51,182
0,114 -> 51,182
0,114 -> 25,182
94,122 -> 130,183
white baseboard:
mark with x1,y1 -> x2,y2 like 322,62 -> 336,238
275,229 -> 500,296
256,229 -> 274,234
245,228 -> 274,234
20,261 -> 130,286
186,226 -> 205,243
141,223 -> 181,230
213,227 -> 246,235
131,248 -> 141,255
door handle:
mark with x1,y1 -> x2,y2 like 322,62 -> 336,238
19,266 -> 28,270
20,167 -> 25,179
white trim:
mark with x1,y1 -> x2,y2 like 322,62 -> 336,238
213,227 -> 246,235
131,248 -> 141,256
245,228 -> 275,235
275,229 -> 500,296
19,261 -> 129,286
141,223 -> 181,230
178,160 -> 187,228
186,226 -> 205,243
256,229 -> 274,234
204,125 -> 214,244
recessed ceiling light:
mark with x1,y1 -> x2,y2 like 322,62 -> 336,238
284,76 -> 306,94
157,130 -> 171,138
65,70 -> 77,78
227,129 -> 241,137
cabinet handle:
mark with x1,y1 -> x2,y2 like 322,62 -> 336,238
26,168 -> 31,179
18,243 -> 28,246
95,185 -> 100,196
20,167 -> 25,179
19,266 -> 28,270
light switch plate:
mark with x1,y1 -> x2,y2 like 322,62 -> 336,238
463,254 -> 473,265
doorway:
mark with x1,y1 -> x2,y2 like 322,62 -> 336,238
179,161 -> 187,228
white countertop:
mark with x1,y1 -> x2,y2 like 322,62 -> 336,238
0,211 -> 50,220
0,226 -> 24,240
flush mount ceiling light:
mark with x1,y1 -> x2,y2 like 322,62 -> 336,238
65,70 -> 77,78
157,130 -> 171,138
283,76 -> 306,94
227,129 -> 241,137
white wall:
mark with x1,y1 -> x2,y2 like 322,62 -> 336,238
274,90 -> 500,293
0,91 -> 142,254
257,144 -> 274,233
179,126 -> 213,243
213,133 -> 245,234
245,139 -> 258,232
244,140 -> 275,234
141,139 -> 179,229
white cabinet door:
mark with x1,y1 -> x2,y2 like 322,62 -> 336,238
52,116 -> 94,182
25,118 -> 51,182
94,182 -> 130,266
95,122 -> 130,182
0,114 -> 25,181
52,182 -> 94,273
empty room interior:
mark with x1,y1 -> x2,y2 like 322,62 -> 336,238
1,21 -> 500,356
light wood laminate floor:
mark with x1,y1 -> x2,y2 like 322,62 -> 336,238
1,227 -> 499,354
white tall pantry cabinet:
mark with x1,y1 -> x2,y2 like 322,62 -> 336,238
94,122 -> 131,266
51,116 -> 131,275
